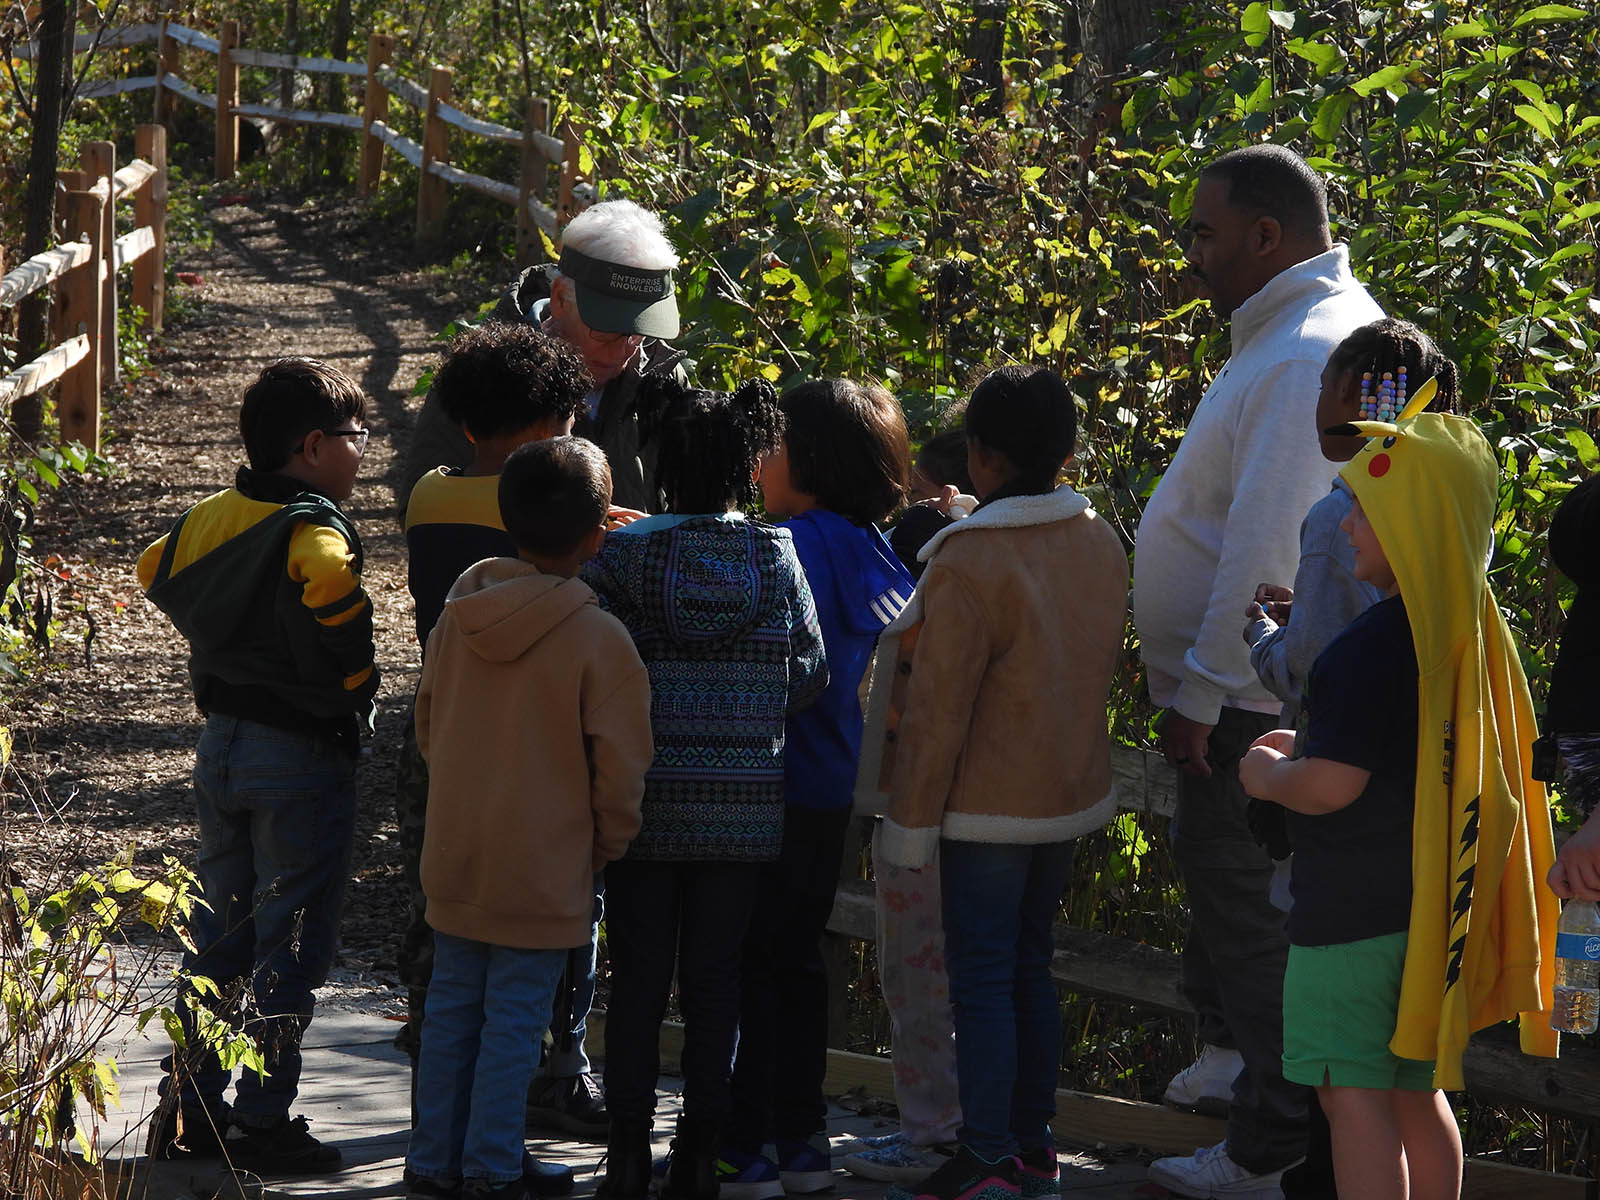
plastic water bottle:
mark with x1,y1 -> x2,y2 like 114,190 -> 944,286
1551,899 -> 1600,1035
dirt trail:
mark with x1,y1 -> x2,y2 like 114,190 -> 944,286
5,193 -> 474,976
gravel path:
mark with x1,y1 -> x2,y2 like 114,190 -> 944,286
3,191 -> 481,984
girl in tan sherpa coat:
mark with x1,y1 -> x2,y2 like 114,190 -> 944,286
854,367 -> 1128,1200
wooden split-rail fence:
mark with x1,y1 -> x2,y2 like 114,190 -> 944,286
0,126 -> 168,448
19,19 -> 591,256
6,17 -> 596,447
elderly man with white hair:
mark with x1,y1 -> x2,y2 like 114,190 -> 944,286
393,201 -> 689,1152
399,199 -> 689,516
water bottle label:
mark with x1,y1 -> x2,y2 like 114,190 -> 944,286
1555,932 -> 1600,961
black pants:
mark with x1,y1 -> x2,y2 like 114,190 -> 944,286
726,807 -> 853,1151
602,858 -> 762,1127
1169,706 -> 1308,1173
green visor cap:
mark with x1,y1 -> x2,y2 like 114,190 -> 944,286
558,247 -> 680,340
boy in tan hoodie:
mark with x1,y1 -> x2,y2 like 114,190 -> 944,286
406,437 -> 654,1200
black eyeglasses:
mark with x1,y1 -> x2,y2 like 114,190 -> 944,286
328,428 -> 371,453
295,427 -> 370,456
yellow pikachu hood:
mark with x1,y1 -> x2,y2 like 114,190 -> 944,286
1336,392 -> 1559,1088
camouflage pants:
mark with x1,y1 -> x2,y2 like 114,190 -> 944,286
394,706 -> 433,1056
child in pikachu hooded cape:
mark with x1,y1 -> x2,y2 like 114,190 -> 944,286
1337,397 -> 1560,1087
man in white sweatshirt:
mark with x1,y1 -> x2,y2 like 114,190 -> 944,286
1133,144 -> 1383,1199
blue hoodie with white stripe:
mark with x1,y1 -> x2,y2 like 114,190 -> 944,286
782,509 -> 915,811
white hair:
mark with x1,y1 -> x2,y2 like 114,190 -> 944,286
559,199 -> 679,271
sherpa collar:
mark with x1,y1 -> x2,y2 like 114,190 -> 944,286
917,485 -> 1092,563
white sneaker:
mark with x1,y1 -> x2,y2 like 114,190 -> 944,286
842,1139 -> 957,1184
1162,1043 -> 1244,1115
1146,1140 -> 1292,1198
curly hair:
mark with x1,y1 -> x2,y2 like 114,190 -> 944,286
638,374 -> 782,513
1325,318 -> 1460,415
964,366 -> 1078,494
778,379 -> 910,525
434,320 -> 593,441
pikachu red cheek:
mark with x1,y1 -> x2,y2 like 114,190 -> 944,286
1368,453 -> 1392,478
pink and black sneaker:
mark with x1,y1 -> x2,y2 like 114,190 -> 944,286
885,1145 -> 1020,1200
1016,1148 -> 1060,1198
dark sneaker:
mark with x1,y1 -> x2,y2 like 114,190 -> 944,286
709,1148 -> 783,1200
525,1072 -> 608,1139
405,1168 -> 462,1200
522,1154 -> 575,1198
462,1180 -> 531,1200
775,1135 -> 834,1194
885,1146 -> 1020,1200
1016,1148 -> 1059,1199
146,1105 -> 226,1161
223,1115 -> 343,1175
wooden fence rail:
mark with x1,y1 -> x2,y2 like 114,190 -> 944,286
28,19 -> 593,249
0,125 -> 167,447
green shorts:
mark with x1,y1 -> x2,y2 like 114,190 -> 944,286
1282,931 -> 1437,1091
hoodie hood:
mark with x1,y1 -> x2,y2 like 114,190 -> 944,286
589,516 -> 779,648
443,557 -> 596,662
1338,410 -> 1558,1085
787,510 -> 914,637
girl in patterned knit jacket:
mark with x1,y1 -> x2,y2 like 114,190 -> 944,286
581,375 -> 828,1200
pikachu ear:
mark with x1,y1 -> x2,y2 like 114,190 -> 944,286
1397,376 -> 1436,423
1326,420 -> 1399,439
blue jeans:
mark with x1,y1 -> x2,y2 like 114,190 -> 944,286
940,838 -> 1076,1160
161,715 -> 357,1127
408,933 -> 568,1182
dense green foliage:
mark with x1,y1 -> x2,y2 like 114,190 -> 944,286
288,0 -> 1600,731
6,0 -> 1600,1146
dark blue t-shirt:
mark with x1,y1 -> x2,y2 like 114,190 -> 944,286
1289,594 -> 1418,946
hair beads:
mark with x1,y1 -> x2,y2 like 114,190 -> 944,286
1360,367 -> 1407,422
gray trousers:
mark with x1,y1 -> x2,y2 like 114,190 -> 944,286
1169,706 -> 1307,1174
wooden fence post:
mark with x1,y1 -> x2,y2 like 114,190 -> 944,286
81,140 -> 117,387
54,169 -> 87,239
357,32 -> 395,196
58,188 -> 105,447
215,19 -> 240,181
556,118 -> 583,227
515,96 -> 549,266
154,17 -> 179,127
134,124 -> 168,333
415,66 -> 452,244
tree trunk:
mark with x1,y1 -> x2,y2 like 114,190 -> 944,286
962,0 -> 1007,116
281,0 -> 299,109
14,0 -> 74,446
1063,0 -> 1170,110
321,0 -> 354,182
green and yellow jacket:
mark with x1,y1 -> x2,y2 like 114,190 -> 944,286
138,468 -> 379,752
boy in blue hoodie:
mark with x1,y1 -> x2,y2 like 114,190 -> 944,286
720,379 -> 917,1197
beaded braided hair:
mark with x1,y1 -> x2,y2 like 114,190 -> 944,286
1326,318 -> 1461,420
638,373 -> 783,514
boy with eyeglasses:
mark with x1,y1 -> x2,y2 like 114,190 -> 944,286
139,357 -> 379,1175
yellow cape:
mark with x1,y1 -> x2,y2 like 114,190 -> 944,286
1338,399 -> 1559,1088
